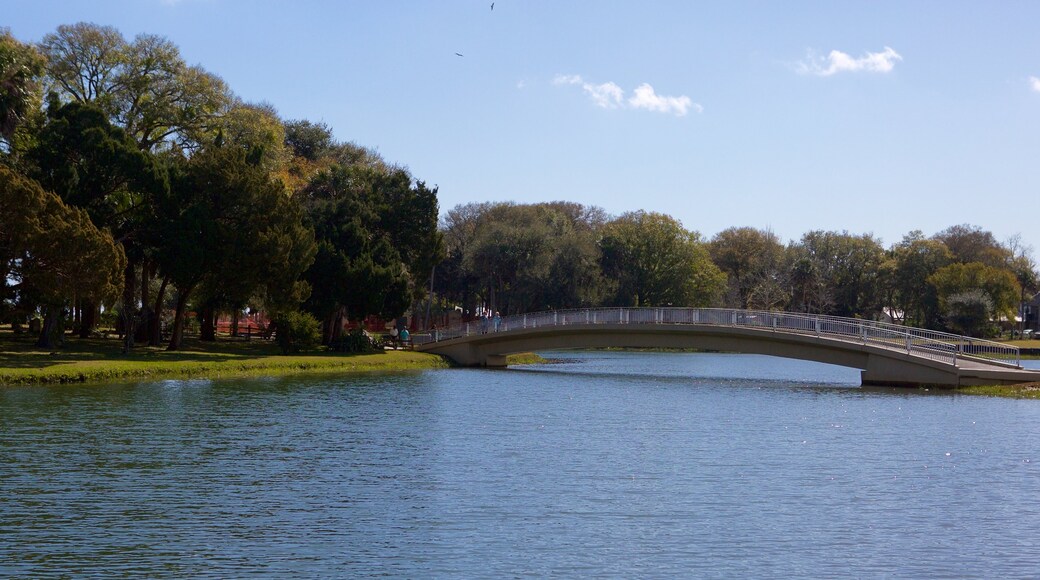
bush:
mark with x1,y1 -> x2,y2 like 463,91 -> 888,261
328,328 -> 379,353
273,311 -> 322,354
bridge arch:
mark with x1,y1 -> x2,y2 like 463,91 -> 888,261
415,308 -> 1038,387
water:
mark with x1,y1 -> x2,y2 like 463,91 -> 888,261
3,351 -> 1040,578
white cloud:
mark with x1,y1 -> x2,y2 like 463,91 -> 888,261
553,74 -> 583,85
1030,76 -> 1040,93
628,83 -> 699,116
554,75 -> 699,117
798,46 -> 902,76
584,81 -> 624,109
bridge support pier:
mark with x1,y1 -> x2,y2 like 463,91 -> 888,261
484,354 -> 508,368
860,354 -> 960,387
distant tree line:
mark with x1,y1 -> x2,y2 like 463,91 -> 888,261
438,201 -> 1037,338
3,23 -> 1037,349
1,24 -> 441,350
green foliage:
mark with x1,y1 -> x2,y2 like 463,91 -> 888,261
928,261 -> 1021,329
328,328 -> 379,354
40,22 -> 232,151
709,227 -> 786,309
274,310 -> 322,354
284,119 -> 334,161
156,145 -> 316,349
0,28 -> 46,152
788,230 -> 886,318
942,290 -> 996,337
600,211 -> 726,307
300,161 -> 440,331
888,231 -> 953,327
0,166 -> 126,344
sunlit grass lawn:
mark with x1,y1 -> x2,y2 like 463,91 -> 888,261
0,330 -> 451,385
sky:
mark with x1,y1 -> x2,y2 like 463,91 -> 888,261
7,0 -> 1040,253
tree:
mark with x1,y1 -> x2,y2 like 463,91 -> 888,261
933,224 -> 1010,268
156,145 -> 314,350
928,262 -> 1020,335
888,231 -> 953,327
599,211 -> 726,307
28,100 -> 166,344
299,161 -> 439,342
788,231 -> 885,318
40,22 -> 231,151
0,167 -> 124,347
284,119 -> 334,161
709,227 -> 786,309
0,29 -> 46,155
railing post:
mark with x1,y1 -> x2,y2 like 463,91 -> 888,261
554,311 -> 558,325
585,310 -> 590,324
860,322 -> 866,344
523,314 -> 527,328
905,333 -> 911,354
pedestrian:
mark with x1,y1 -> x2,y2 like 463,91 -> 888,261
493,311 -> 501,332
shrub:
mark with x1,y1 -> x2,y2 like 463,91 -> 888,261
273,311 -> 322,354
328,328 -> 379,353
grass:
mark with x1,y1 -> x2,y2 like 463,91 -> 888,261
952,383 -> 1040,399
0,330 -> 451,386
505,352 -> 547,365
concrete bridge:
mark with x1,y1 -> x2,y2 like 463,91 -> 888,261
415,307 -> 1040,387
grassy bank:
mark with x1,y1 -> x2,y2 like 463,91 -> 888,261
952,383 -> 1040,399
0,332 -> 451,386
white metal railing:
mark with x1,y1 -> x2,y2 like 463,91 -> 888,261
410,307 -> 1021,368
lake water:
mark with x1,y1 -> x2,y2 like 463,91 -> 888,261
3,351 -> 1040,578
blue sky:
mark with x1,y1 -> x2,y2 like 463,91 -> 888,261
7,1 -> 1040,253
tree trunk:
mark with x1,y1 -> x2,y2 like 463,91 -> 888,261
78,300 -> 97,339
35,307 -> 60,349
167,289 -> 192,351
121,260 -> 138,354
231,311 -> 240,337
200,305 -> 216,341
322,313 -> 335,345
149,276 -> 170,346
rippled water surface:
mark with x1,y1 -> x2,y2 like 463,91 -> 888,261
3,351 -> 1040,578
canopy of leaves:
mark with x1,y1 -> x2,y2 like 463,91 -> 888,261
0,28 -> 46,151
0,166 -> 125,313
600,211 -> 726,307
40,22 -> 231,151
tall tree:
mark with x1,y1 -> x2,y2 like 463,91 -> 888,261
788,230 -> 885,318
40,22 -> 231,151
933,224 -> 1010,268
928,262 -> 1020,336
709,227 -> 786,309
0,167 -> 125,347
156,145 -> 314,350
28,100 -> 166,343
888,231 -> 953,327
599,211 -> 726,307
299,161 -> 439,342
0,29 -> 46,156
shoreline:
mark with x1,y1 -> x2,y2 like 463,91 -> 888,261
0,349 -> 455,386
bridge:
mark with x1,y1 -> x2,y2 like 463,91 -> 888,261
414,307 -> 1040,387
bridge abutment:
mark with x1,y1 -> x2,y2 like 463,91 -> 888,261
860,353 -> 961,387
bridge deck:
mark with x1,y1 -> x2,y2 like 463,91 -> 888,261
416,308 -> 1040,387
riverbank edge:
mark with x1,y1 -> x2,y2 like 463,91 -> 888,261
0,350 -> 454,386
949,383 -> 1040,399
0,350 -> 549,386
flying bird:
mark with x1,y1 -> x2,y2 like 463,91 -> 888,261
455,52 -> 464,57
491,2 -> 494,10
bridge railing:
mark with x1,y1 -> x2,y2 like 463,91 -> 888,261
412,307 -> 1020,368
